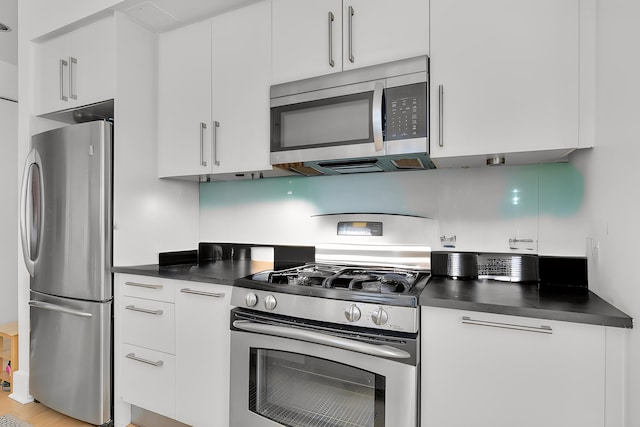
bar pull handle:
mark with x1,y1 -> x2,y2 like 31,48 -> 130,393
125,281 -> 163,290
180,288 -> 225,298
19,149 -> 44,277
348,6 -> 355,63
199,122 -> 207,167
69,57 -> 77,100
126,353 -> 164,367
29,301 -> 93,318
328,12 -> 335,67
372,82 -> 384,152
509,238 -> 537,251
212,121 -> 220,166
438,84 -> 444,147
233,320 -> 411,359
462,316 -> 553,334
59,59 -> 68,101
125,305 -> 163,316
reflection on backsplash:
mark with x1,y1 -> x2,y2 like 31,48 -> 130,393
199,163 -> 587,256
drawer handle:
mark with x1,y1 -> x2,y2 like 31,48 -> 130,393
180,288 -> 225,298
125,305 -> 163,316
125,281 -> 163,290
462,316 -> 553,334
126,353 -> 164,367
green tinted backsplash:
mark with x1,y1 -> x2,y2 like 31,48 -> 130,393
200,163 -> 583,218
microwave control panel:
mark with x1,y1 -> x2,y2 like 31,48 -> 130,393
385,82 -> 428,141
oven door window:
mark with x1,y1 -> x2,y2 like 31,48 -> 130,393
249,348 -> 385,427
271,91 -> 373,151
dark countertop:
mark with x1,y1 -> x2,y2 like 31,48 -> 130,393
113,260 -> 256,287
113,263 -> 633,329
420,277 -> 633,328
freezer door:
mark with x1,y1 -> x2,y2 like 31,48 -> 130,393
29,291 -> 112,425
25,121 -> 112,301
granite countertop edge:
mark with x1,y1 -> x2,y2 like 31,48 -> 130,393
420,277 -> 633,329
113,264 -> 633,329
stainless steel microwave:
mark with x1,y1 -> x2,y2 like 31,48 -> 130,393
270,56 -> 432,176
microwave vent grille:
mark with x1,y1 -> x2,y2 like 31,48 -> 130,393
391,158 -> 425,170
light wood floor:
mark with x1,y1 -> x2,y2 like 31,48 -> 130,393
0,389 -> 137,427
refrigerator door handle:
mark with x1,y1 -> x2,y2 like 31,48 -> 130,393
20,149 -> 45,277
29,300 -> 93,318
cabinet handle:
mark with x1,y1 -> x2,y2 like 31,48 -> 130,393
125,281 -> 163,290
328,12 -> 335,68
59,59 -> 68,101
126,353 -> 164,367
438,84 -> 444,147
462,316 -> 553,334
180,288 -> 225,298
212,121 -> 220,166
69,57 -> 78,100
200,122 -> 208,167
348,6 -> 355,63
125,305 -> 163,316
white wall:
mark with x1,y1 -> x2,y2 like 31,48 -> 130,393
0,61 -> 18,101
571,1 -> 640,424
0,99 -> 18,326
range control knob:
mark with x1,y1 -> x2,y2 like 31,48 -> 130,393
264,295 -> 277,311
371,307 -> 389,326
245,293 -> 258,307
344,304 -> 362,322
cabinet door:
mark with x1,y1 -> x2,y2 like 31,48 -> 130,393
121,343 -> 176,420
341,0 -> 428,72
70,17 -> 115,108
211,1 -> 272,174
175,281 -> 231,427
35,33 -> 73,115
272,0 -> 342,83
158,20 -> 213,178
430,0 -> 580,167
421,307 -> 605,427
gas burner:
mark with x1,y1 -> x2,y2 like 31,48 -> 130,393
262,264 -> 423,295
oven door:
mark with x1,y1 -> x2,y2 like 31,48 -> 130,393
229,313 -> 418,427
270,80 -> 385,165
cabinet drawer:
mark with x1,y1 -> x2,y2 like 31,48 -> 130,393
121,296 -> 175,354
121,343 -> 175,420
119,274 -> 175,302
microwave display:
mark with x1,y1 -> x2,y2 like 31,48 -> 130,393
385,82 -> 427,141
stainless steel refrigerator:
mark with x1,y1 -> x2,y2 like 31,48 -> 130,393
20,120 -> 113,426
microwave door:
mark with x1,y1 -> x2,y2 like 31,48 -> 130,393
270,81 -> 384,164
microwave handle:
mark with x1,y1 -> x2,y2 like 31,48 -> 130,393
372,82 -> 384,152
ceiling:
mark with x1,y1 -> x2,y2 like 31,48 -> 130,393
0,0 -> 261,67
0,0 -> 17,65
120,0 -> 262,33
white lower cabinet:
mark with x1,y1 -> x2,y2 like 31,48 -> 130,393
175,281 -> 232,427
116,273 -> 231,426
121,343 -> 177,419
421,307 -> 606,427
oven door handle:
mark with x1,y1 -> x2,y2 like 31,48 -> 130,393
233,320 -> 411,359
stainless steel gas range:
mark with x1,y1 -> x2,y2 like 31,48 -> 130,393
229,214 -> 434,427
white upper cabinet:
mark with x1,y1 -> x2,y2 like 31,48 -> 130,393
35,16 -> 115,116
211,1 -> 272,175
158,1 -> 272,179
430,0 -> 592,167
340,0 -> 429,72
158,20 -> 213,178
272,0 -> 429,84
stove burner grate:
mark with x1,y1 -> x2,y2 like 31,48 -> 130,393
267,265 -> 420,294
